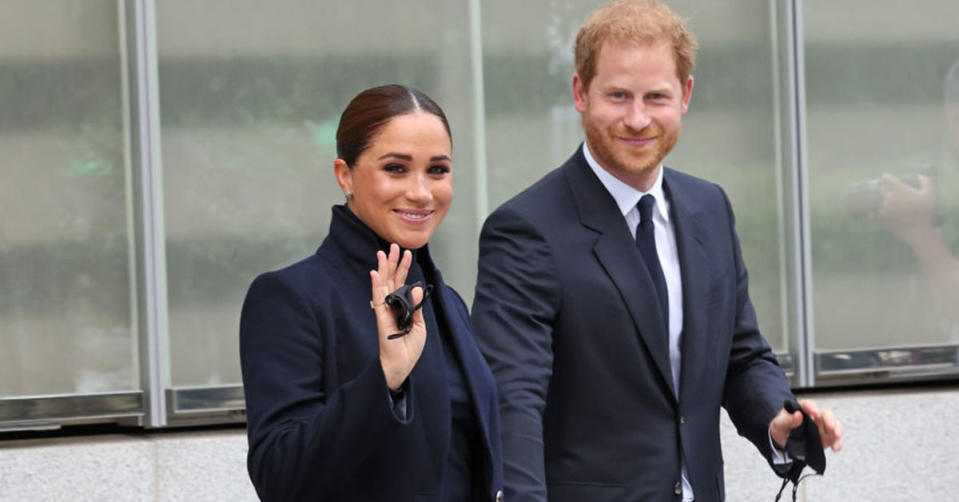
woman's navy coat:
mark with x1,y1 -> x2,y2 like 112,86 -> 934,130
240,205 -> 503,501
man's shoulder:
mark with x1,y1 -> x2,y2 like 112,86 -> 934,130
663,166 -> 728,205
664,166 -> 720,192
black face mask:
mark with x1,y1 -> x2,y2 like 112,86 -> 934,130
385,281 -> 433,340
774,398 -> 827,502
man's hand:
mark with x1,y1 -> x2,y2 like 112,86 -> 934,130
769,398 -> 844,452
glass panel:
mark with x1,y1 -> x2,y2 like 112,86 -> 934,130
156,0 -> 478,387
481,0 -> 793,353
0,1 -> 136,396
804,1 -> 959,375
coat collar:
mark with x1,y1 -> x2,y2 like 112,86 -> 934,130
323,204 -> 438,279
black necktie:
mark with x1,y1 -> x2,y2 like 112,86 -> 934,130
636,194 -> 669,334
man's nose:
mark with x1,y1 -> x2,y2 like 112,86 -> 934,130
624,102 -> 652,131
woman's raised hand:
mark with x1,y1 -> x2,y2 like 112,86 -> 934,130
370,244 -> 428,390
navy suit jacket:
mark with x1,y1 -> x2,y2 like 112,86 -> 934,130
240,205 -> 503,501
472,148 -> 792,502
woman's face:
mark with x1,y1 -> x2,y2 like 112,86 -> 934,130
335,112 -> 453,249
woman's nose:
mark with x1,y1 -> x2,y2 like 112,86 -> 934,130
406,175 -> 432,202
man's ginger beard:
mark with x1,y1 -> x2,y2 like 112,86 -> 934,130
582,105 -> 680,181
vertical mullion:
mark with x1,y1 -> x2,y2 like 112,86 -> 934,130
776,0 -> 813,388
468,0 -> 489,226
789,0 -> 815,388
130,0 -> 169,427
117,0 -> 141,393
768,0 -> 793,383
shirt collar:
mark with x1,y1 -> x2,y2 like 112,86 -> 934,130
582,142 -> 669,222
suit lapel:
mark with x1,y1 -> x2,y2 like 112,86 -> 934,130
564,150 -> 675,398
663,170 -> 710,403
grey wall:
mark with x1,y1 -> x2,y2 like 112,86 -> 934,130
0,429 -> 255,501
1,386 -> 956,501
723,387 -> 959,501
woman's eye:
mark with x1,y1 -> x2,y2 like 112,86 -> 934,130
428,165 -> 450,175
383,163 -> 405,173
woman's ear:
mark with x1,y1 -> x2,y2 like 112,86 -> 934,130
333,158 -> 353,197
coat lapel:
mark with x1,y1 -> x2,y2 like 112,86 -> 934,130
425,260 -> 498,487
434,272 -> 496,454
663,170 -> 710,403
564,150 -> 675,398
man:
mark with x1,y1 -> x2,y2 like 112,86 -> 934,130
471,1 -> 843,501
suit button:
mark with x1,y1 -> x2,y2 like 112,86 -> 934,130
674,481 -> 682,495
495,489 -> 503,502
680,416 -> 685,424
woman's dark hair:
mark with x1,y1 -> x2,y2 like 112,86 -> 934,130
336,84 -> 452,166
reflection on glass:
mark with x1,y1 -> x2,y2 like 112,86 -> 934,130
156,0 -> 477,387
804,0 -> 959,356
0,1 -> 135,396
481,0 -> 790,351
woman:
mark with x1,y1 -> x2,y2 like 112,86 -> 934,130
240,85 -> 503,501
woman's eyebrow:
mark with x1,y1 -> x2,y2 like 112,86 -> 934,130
377,152 -> 413,161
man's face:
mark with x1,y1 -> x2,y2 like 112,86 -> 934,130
573,41 -> 693,191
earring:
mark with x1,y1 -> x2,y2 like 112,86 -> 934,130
344,191 -> 353,200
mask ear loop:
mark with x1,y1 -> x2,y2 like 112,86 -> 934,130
775,476 -> 790,502
386,283 -> 434,340
775,471 -> 821,502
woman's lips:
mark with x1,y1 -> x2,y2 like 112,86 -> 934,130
394,209 -> 433,223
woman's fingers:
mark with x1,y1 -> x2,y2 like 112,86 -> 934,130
373,251 -> 388,297
369,269 -> 388,314
386,244 -> 400,284
409,286 -> 424,316
394,249 -> 412,288
371,245 -> 417,334
378,244 -> 414,291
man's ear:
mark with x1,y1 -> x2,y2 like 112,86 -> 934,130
333,158 -> 353,195
680,75 -> 694,114
572,73 -> 588,113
